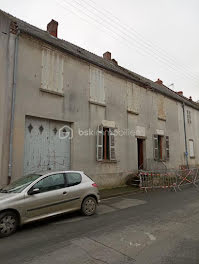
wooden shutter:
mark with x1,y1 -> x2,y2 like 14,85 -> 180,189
96,125 -> 103,161
109,128 -> 116,161
153,135 -> 158,160
165,136 -> 170,160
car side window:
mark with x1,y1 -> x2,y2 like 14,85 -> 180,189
66,173 -> 82,187
32,173 -> 65,193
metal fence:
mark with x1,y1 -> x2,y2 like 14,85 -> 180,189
138,168 -> 199,192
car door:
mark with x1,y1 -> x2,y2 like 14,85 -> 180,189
24,173 -> 68,220
64,172 -> 84,211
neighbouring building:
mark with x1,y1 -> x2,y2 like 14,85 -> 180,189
0,10 -> 199,188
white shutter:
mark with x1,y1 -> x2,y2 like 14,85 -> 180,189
96,125 -> 103,161
109,128 -> 116,161
189,140 -> 194,157
154,135 -> 158,160
90,66 -> 105,104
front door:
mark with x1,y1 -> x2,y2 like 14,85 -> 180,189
137,139 -> 144,170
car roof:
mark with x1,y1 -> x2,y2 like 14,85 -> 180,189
35,170 -> 84,176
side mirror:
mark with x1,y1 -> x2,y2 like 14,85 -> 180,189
28,188 -> 40,195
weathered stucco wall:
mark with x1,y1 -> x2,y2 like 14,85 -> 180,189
1,31 -> 199,188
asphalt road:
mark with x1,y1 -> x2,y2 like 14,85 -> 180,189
1,186 -> 199,264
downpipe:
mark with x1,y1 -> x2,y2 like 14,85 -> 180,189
182,103 -> 189,169
8,30 -> 20,184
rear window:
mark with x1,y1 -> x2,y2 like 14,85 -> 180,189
66,173 -> 82,187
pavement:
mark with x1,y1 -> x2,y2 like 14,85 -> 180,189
1,186 -> 199,264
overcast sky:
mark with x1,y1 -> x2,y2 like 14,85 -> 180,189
1,0 -> 199,100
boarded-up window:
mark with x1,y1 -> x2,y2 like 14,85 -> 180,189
41,48 -> 64,94
158,95 -> 166,120
127,82 -> 140,113
96,125 -> 116,161
189,139 -> 195,158
90,66 -> 105,104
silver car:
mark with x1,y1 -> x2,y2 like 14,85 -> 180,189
0,171 -> 100,238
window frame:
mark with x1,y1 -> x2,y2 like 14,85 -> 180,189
65,172 -> 82,187
189,139 -> 195,158
153,135 -> 169,161
29,173 -> 67,194
97,125 -> 116,162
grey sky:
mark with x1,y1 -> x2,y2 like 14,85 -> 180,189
1,0 -> 199,100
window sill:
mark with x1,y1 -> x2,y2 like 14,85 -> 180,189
190,156 -> 195,159
127,110 -> 139,115
40,88 -> 64,97
97,160 -> 117,163
89,100 -> 106,107
158,117 -> 166,121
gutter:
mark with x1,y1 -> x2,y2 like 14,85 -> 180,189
182,103 -> 189,168
8,29 -> 20,184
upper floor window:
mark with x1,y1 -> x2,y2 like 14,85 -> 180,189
41,48 -> 64,95
158,95 -> 166,121
89,66 -> 105,104
187,110 -> 191,124
127,82 -> 140,114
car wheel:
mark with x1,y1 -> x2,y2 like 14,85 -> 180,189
0,211 -> 19,238
81,196 -> 97,216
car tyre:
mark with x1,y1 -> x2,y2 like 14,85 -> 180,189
81,196 -> 97,216
0,211 -> 19,238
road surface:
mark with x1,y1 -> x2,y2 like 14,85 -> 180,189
1,187 -> 199,264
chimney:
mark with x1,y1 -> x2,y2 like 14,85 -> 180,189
112,59 -> 118,65
177,91 -> 183,96
103,51 -> 111,60
155,78 -> 163,85
189,96 -> 192,101
47,19 -> 58,38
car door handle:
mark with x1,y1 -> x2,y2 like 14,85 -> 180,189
63,191 -> 67,195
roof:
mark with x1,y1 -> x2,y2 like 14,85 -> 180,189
1,9 -> 199,110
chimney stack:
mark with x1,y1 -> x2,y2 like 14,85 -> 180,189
155,78 -> 163,85
47,19 -> 58,38
177,91 -> 183,96
103,51 -> 111,60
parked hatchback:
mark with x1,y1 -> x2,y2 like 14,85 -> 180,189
0,171 -> 100,238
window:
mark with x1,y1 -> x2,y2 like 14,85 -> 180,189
66,173 -> 82,187
127,82 -> 140,114
187,110 -> 191,124
89,66 -> 105,104
41,48 -> 64,94
97,125 -> 116,161
158,95 -> 166,121
32,173 -> 65,193
154,135 -> 169,161
189,139 -> 195,158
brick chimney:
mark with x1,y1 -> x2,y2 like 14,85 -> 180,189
177,91 -> 183,96
47,19 -> 58,38
155,78 -> 163,85
112,59 -> 118,65
103,51 -> 111,60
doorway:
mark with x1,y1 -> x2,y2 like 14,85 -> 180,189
137,138 -> 144,170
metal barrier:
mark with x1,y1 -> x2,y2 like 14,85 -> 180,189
139,168 -> 199,192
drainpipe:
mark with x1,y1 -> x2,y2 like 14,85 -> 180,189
182,103 -> 189,168
8,30 -> 20,184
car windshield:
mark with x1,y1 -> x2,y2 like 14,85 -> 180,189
0,174 -> 42,193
